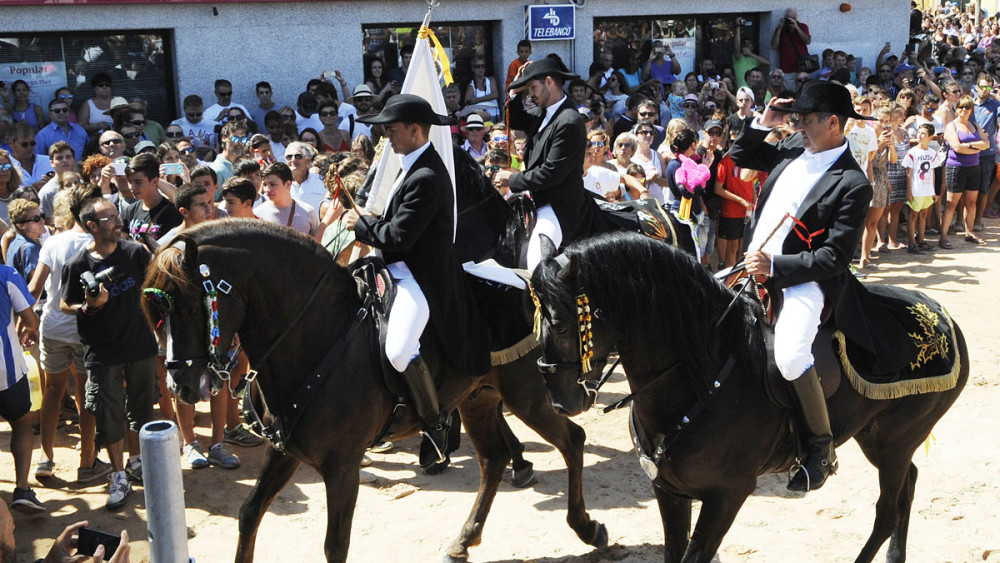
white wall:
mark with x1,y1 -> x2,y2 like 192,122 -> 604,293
5,0 -> 907,119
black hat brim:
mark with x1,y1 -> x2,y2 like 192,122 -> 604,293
357,93 -> 456,126
508,60 -> 581,91
770,102 -> 875,120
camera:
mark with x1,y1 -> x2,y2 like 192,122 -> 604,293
81,266 -> 117,298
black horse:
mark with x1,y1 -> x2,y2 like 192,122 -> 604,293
529,232 -> 968,563
142,220 -> 608,563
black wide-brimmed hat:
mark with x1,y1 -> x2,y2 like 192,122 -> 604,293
508,57 -> 581,90
357,94 -> 455,126
771,81 -> 874,120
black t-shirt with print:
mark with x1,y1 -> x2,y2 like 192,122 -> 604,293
121,196 -> 183,248
61,240 -> 158,367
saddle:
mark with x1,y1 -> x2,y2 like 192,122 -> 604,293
596,198 -> 680,246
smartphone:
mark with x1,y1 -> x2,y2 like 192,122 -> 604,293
710,80 -> 719,89
163,162 -> 184,175
933,66 -> 946,74
77,527 -> 121,557
111,162 -> 127,175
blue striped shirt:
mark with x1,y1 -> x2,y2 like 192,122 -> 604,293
0,265 -> 35,391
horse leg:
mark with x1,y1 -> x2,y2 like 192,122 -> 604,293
680,490 -> 750,563
653,486 -> 692,563
885,463 -> 918,563
320,458 -> 363,563
496,401 -> 535,487
495,358 -> 607,549
235,447 -> 301,563
442,388 -> 509,563
851,436 -> 919,563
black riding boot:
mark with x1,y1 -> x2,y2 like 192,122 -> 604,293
787,367 -> 837,492
401,356 -> 451,469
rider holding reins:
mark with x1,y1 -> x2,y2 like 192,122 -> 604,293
731,81 -> 874,491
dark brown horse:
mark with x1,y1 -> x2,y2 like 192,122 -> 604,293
530,232 -> 968,563
141,219 -> 607,562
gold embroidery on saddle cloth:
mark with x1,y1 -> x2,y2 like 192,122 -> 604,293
527,281 -> 542,341
638,209 -> 669,242
835,305 -> 961,401
906,302 -> 950,370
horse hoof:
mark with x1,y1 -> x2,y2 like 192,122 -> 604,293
511,462 -> 535,488
590,522 -> 609,549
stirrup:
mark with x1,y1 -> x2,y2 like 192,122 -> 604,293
419,430 -> 448,466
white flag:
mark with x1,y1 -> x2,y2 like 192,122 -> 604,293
365,36 -> 457,240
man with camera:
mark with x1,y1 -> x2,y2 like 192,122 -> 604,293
771,8 -> 812,80
60,197 -> 158,510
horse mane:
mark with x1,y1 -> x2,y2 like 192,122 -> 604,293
142,219 -> 353,327
534,232 -> 765,394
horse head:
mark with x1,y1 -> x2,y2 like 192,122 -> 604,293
530,236 -> 615,416
142,235 -> 244,405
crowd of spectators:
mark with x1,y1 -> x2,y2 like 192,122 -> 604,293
0,2 -> 998,555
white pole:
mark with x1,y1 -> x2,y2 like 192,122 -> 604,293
139,420 -> 194,563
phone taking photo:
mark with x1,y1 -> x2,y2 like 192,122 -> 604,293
77,527 -> 121,557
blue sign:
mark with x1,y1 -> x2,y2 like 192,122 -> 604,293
525,4 -> 576,41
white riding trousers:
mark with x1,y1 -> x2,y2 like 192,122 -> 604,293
385,276 -> 429,373
526,204 -> 563,270
773,281 -> 824,381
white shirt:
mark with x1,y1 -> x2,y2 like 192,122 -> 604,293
253,198 -> 319,236
295,111 -> 324,134
845,124 -> 877,172
203,102 -> 251,123
170,116 -> 217,148
38,230 -> 93,344
291,172 -> 327,210
583,166 -> 621,199
539,95 -> 568,132
748,117 -> 848,259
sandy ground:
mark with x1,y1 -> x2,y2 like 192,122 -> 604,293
7,220 -> 1000,563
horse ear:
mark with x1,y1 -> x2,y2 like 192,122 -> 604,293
179,237 -> 198,269
557,255 -> 577,282
539,234 -> 558,260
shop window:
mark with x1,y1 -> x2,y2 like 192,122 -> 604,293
0,30 -> 176,127
361,21 -> 494,93
593,15 -> 761,84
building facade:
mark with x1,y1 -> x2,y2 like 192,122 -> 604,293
3,0 -> 907,124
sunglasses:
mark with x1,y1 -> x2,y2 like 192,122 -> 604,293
638,111 -> 656,117
281,114 -> 295,121
492,135 -> 509,142
19,141 -> 37,148
0,163 -> 13,171
123,132 -> 141,140
166,131 -> 185,138
616,143 -> 635,149
980,85 -> 993,90
958,105 -> 974,110
179,147 -> 196,155
228,114 -> 244,121
130,119 -> 145,126
637,130 -> 655,136
51,107 -> 69,114
59,94 -> 74,100
487,165 -> 502,171
589,141 -> 606,147
319,111 -> 338,117
101,138 -> 124,146
15,215 -> 44,225
285,154 -> 306,161
230,135 -> 249,144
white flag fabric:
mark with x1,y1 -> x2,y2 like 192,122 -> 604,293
365,36 -> 457,240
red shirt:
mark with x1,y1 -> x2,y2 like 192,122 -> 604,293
777,21 -> 811,73
716,155 -> 757,219
506,59 -> 528,89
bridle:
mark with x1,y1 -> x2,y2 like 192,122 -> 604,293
144,259 -> 335,399
529,279 -> 619,404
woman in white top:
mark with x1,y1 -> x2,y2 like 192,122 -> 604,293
630,120 -> 670,203
76,73 -> 114,135
605,132 -> 648,201
464,57 -> 500,121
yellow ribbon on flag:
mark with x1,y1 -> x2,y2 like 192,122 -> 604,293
417,26 -> 453,86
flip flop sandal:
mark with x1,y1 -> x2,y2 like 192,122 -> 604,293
938,240 -> 953,249
964,235 -> 987,245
